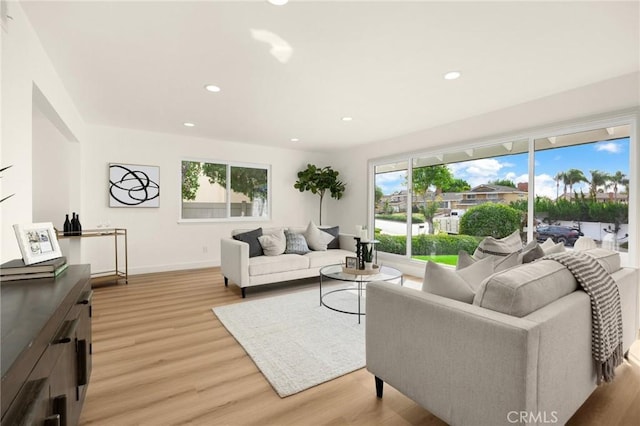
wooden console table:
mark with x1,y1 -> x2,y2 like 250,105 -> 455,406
57,228 -> 128,284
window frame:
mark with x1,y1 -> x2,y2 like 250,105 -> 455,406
369,110 -> 638,267
179,158 -> 272,223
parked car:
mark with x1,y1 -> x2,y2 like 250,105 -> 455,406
535,225 -> 584,246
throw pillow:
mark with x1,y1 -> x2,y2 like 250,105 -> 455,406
457,250 -> 520,272
284,230 -> 311,254
540,238 -> 565,255
521,243 -> 545,263
321,226 -> 340,249
574,236 -> 597,251
257,228 -> 286,256
233,228 -> 264,258
303,221 -> 335,251
423,257 -> 494,304
473,230 -> 523,260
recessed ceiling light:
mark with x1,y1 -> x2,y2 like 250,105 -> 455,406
267,0 -> 289,5
342,117 -> 353,122
290,138 -> 299,142
183,122 -> 195,127
444,71 -> 461,80
204,84 -> 221,93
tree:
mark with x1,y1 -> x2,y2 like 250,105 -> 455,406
608,171 -> 628,200
294,164 -> 346,225
412,165 -> 453,234
565,168 -> 588,195
181,161 -> 202,201
375,186 -> 384,208
441,178 -> 470,193
554,172 -> 565,200
488,179 -> 516,188
588,170 -> 610,199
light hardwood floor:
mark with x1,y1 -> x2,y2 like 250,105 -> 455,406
80,267 -> 640,425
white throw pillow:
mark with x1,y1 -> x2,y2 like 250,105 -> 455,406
303,221 -> 335,251
540,238 -> 565,254
473,230 -> 523,259
574,236 -> 597,251
258,228 -> 287,256
423,257 -> 494,304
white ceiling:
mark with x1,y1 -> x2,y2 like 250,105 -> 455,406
20,1 -> 640,152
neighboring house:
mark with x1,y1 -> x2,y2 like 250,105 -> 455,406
381,190 -> 408,213
455,184 -> 528,209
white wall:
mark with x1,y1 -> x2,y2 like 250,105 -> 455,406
327,73 -> 640,274
80,125 -> 327,274
1,2 -> 84,261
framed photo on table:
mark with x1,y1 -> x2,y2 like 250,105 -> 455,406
13,222 -> 63,265
345,256 -> 358,269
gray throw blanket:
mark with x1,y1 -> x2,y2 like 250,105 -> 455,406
544,251 -> 624,383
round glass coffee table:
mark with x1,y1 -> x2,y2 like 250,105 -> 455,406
319,264 -> 403,323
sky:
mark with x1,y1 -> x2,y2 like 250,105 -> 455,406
376,137 -> 630,199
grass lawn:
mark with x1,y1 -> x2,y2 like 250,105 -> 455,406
412,255 -> 458,266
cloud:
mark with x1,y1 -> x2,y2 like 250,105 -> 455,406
375,171 -> 406,194
448,158 -> 507,187
594,142 -> 621,153
516,173 -> 590,200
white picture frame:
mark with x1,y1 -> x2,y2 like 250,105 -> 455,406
13,222 -> 63,265
109,163 -> 160,208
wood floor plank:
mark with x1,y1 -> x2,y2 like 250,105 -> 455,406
80,267 -> 640,425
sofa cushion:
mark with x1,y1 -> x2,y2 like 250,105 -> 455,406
321,226 -> 340,249
473,230 -> 523,260
473,259 -> 578,317
233,227 -> 263,258
248,254 -> 310,276
305,249 -> 354,268
582,248 -> 621,274
423,258 -> 494,304
258,228 -> 286,256
303,221 -> 335,251
284,230 -> 311,254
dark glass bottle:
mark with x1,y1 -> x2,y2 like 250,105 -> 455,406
76,214 -> 82,236
63,214 -> 71,236
71,212 -> 78,236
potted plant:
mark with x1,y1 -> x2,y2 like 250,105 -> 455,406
363,244 -> 374,270
294,164 -> 346,225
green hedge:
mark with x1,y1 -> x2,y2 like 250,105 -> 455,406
511,198 -> 629,224
375,233 -> 481,256
459,203 -> 521,238
375,213 -> 425,224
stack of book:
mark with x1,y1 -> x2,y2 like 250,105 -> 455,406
0,256 -> 68,282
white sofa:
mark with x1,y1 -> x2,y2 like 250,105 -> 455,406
221,226 -> 356,298
366,253 -> 639,426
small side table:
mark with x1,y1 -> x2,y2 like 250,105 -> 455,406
56,228 -> 128,285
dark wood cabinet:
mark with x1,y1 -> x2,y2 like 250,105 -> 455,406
1,265 -> 92,426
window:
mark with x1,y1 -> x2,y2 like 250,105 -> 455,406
181,160 -> 269,221
370,117 -> 636,267
533,125 -> 630,252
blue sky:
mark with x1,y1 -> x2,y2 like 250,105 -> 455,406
376,137 -> 630,199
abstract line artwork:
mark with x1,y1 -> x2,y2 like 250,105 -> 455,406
109,163 -> 160,208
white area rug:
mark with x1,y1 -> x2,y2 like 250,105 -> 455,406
212,286 -> 366,397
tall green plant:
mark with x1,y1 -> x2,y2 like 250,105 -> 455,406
294,164 -> 346,225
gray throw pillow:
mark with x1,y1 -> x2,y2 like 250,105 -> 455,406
233,227 -> 263,258
457,250 -> 520,272
321,226 -> 340,249
284,230 -> 311,254
473,230 -> 523,259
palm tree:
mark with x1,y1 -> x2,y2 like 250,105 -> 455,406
588,170 -> 610,199
565,168 -> 588,197
608,171 -> 628,200
554,171 -> 566,200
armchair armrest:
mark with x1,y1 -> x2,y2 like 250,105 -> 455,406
366,281 -> 541,426
220,237 -> 250,288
